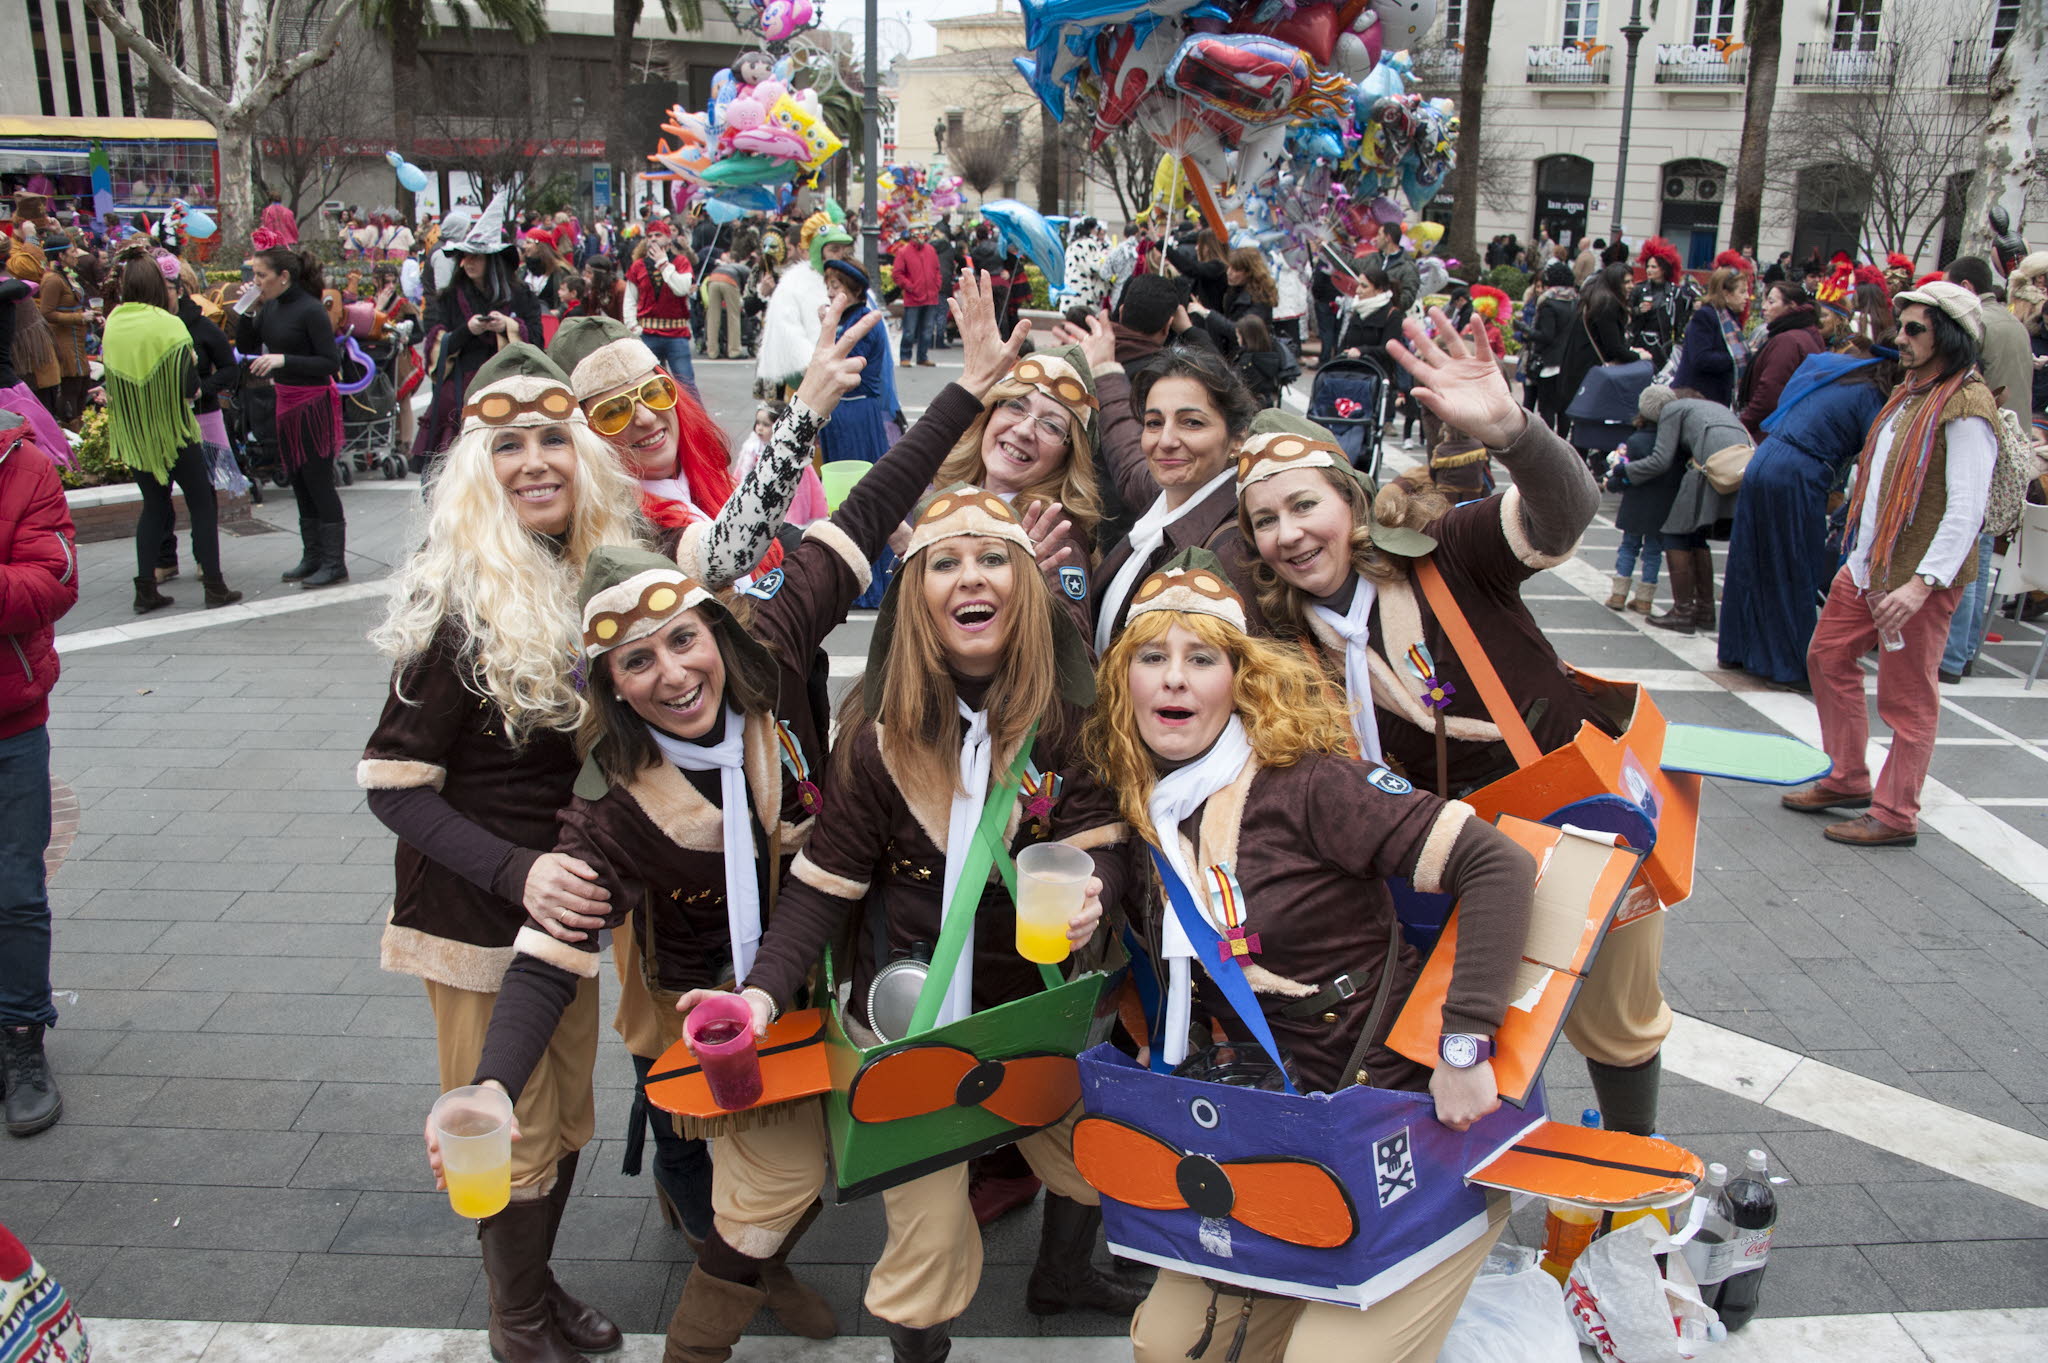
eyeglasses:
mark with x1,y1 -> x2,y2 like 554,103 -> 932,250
995,397 -> 1071,448
1900,320 -> 1929,337
462,386 -> 580,427
585,373 -> 679,437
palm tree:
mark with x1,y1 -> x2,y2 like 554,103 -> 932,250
1729,0 -> 1785,254
607,0 -> 698,195
358,0 -> 547,205
1442,0 -> 1495,273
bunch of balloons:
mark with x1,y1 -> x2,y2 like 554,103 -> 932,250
645,49 -> 844,218
1014,0 -> 1454,259
739,0 -> 818,48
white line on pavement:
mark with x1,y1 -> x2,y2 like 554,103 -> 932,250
56,580 -> 396,655
77,1308 -> 2048,1362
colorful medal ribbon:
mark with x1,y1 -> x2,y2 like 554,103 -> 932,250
1021,768 -> 1064,824
1406,642 -> 1457,712
1205,862 -> 1260,963
774,720 -> 822,815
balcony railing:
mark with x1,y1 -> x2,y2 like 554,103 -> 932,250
1947,38 -> 1995,87
1410,48 -> 1464,87
1792,40 -> 1899,87
1526,50 -> 1612,85
1654,48 -> 1749,85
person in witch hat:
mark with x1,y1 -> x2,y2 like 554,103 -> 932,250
412,189 -> 544,467
685,484 -> 1141,1361
1087,548 -> 1537,1362
366,342 -> 645,1363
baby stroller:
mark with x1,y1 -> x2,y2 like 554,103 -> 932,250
341,333 -> 407,481
1305,354 -> 1391,479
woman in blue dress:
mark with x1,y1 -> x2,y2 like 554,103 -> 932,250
818,258 -> 892,466
819,257 -> 898,606
1717,347 -> 1894,690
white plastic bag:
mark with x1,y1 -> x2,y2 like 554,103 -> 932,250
1439,1266 -> 1580,1363
1565,1216 -> 1724,1362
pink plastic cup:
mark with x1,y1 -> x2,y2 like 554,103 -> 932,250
685,993 -> 764,1111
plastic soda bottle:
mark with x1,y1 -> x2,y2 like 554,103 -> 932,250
1681,1162 -> 1731,1287
1540,1109 -> 1604,1282
1708,1149 -> 1778,1331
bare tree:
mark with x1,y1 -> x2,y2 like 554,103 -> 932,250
951,116 -> 1028,203
1082,122 -> 1161,227
1441,0 -> 1496,268
85,0 -> 369,246
1762,5 -> 1992,262
255,33 -> 383,225
1729,0 -> 1784,252
1961,6 -> 2048,264
415,49 -> 569,212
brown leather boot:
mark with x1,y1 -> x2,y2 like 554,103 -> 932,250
1024,1194 -> 1148,1316
661,1265 -> 766,1363
479,1197 -> 590,1363
540,1152 -> 622,1354
755,1199 -> 838,1338
1646,548 -> 1697,635
1692,547 -> 1717,632
885,1319 -> 954,1363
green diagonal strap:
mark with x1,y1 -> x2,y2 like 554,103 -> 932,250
906,723 -> 1038,1036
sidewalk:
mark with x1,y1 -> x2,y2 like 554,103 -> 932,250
15,388 -> 2048,1358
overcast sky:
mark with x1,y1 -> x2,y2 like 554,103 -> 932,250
822,0 -> 1024,63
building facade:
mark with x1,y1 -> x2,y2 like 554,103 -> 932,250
1419,0 -> 2024,268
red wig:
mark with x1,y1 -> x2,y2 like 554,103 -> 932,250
1638,237 -> 1682,277
1851,264 -> 1887,290
1713,248 -> 1752,273
639,378 -> 785,573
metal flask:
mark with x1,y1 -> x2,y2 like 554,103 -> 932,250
864,944 -> 934,1044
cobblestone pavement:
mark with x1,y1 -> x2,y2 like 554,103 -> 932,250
12,357 -> 2048,1361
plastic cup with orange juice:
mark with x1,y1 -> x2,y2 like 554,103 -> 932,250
431,1084 -> 514,1219
1014,842 -> 1092,965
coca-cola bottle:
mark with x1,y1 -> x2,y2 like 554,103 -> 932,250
1708,1149 -> 1778,1331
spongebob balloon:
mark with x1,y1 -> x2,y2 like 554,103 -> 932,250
769,90 -> 844,168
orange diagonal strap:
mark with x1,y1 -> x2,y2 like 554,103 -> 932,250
847,1045 -> 1081,1129
1411,557 -> 1542,768
1071,1114 -> 1358,1249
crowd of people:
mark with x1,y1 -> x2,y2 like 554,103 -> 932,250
3,174 -> 2047,1362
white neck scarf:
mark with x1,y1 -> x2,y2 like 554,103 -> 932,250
1144,716 -> 1255,1068
649,710 -> 760,986
937,700 -> 996,1026
1095,465 -> 1238,654
1312,577 -> 1384,764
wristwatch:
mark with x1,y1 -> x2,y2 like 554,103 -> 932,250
1918,573 -> 1945,589
1439,1033 -> 1495,1069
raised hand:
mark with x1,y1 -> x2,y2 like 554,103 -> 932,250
792,292 -> 883,419
1386,307 -> 1529,450
953,265 -> 1032,398
1018,497 -> 1081,578
1051,311 -> 1116,375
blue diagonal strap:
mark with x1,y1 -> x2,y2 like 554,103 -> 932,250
1148,846 -> 1298,1096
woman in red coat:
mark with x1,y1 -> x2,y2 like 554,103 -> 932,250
1738,282 -> 1825,439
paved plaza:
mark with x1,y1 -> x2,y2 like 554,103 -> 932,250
8,358 -> 2048,1362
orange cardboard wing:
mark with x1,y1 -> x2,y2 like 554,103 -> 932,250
1466,1121 -> 1704,1211
644,1008 -> 833,1117
1385,817 -> 1645,1104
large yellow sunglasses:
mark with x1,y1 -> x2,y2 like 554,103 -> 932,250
585,373 -> 679,437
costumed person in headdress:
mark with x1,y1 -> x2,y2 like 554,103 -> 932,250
473,273 -> 1036,1363
1882,252 -> 1917,299
931,339 -> 1104,602
1628,237 -> 1686,372
1088,552 -> 1538,1363
682,486 -> 1142,1362
549,312 -> 793,585
624,220 -> 697,390
245,244 -> 352,588
31,229 -> 93,423
412,191 -> 544,467
754,212 -> 832,395
1234,310 -> 1673,1138
366,343 -> 646,1363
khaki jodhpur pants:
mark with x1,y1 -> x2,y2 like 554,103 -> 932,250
712,1100 -> 1097,1329
425,975 -> 600,1197
1564,904 -> 1673,1069
1131,1193 -> 1510,1363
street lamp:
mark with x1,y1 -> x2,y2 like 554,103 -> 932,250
862,0 -> 881,279
1610,0 -> 1649,242
570,95 -> 587,211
